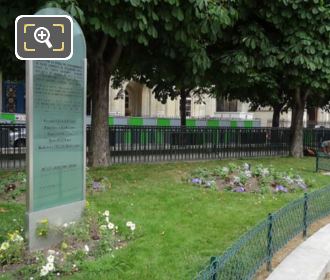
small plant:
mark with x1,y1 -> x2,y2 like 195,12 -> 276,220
213,166 -> 230,179
0,230 -> 25,265
227,163 -> 237,173
36,219 -> 49,238
0,172 -> 27,201
239,174 -> 248,185
191,167 -> 212,180
86,173 -> 112,193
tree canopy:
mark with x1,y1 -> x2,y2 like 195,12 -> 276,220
2,0 -> 330,161
0,1 -> 35,79
108,1 -> 238,125
0,0 -> 238,165
70,0 -> 238,165
211,0 -> 330,156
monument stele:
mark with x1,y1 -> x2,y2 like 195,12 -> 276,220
26,7 -> 86,251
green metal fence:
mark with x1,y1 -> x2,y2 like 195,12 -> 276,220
196,186 -> 330,280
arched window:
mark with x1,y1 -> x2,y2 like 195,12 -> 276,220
125,90 -> 130,116
186,97 -> 192,117
216,97 -> 238,112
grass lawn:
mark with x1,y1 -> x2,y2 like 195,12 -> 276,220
0,157 -> 329,279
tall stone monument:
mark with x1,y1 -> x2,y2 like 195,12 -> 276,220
26,8 -> 86,250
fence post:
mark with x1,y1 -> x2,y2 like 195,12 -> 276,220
210,256 -> 217,280
303,193 -> 308,238
267,213 -> 273,272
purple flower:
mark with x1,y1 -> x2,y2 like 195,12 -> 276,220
275,185 -> 288,193
233,186 -> 245,193
191,178 -> 202,184
93,181 -> 101,190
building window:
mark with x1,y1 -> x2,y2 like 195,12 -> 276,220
186,97 -> 192,117
125,90 -> 130,116
216,98 -> 238,112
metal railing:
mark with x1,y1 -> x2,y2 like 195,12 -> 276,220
107,126 -> 291,164
1,124 -> 330,169
195,186 -> 330,280
0,124 -> 26,170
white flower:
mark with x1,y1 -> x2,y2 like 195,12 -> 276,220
105,216 -> 110,223
103,210 -> 110,217
244,170 -> 252,178
233,176 -> 240,184
284,176 -> 294,184
107,223 -> 115,230
46,262 -> 55,272
0,242 -> 9,251
72,264 -> 76,268
40,266 -> 49,277
29,277 -> 34,280
57,273 -> 60,276
126,221 -> 136,231
84,245 -> 89,253
261,168 -> 270,177
16,235 -> 24,242
47,255 -> 54,263
222,167 -> 229,173
11,233 -> 24,242
63,223 -> 68,228
243,163 -> 250,171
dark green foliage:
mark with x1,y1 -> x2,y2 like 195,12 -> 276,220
211,0 -> 330,155
213,0 -> 330,98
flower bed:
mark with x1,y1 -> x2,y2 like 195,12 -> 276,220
189,163 -> 315,194
0,170 -> 141,279
0,206 -> 138,279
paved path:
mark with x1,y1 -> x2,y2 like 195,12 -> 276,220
267,224 -> 330,280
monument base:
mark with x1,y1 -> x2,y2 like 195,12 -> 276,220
26,200 -> 85,251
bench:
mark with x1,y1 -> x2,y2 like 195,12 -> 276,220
316,152 -> 330,172
316,141 -> 330,172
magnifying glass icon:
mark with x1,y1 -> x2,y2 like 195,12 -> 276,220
34,27 -> 53,49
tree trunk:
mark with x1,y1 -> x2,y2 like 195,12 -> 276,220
179,89 -> 187,126
89,60 -> 110,166
272,104 -> 282,128
290,88 -> 309,157
87,37 -> 122,167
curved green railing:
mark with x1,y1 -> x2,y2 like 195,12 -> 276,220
196,186 -> 330,280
